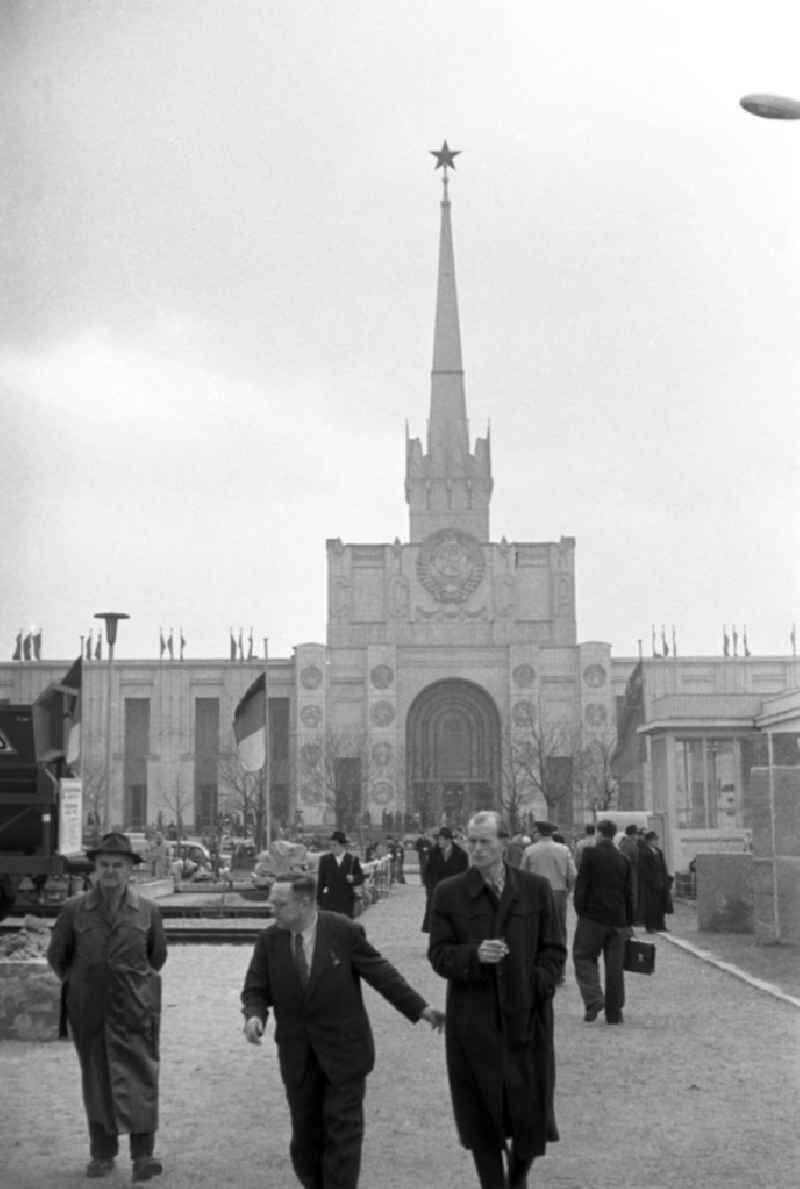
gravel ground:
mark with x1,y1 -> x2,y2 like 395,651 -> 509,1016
3,882 -> 799,1189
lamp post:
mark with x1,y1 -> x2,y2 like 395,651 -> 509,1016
94,611 -> 130,835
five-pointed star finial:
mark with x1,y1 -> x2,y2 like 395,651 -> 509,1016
430,140 -> 460,170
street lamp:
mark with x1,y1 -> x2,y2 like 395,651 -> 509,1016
94,611 -> 130,834
740,93 -> 800,120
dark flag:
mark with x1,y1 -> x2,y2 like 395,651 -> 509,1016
86,632 -> 93,661
651,625 -> 657,658
23,633 -> 32,661
672,626 -> 677,658
230,629 -> 237,661
33,631 -> 42,660
238,627 -> 244,662
247,628 -> 254,661
63,656 -> 82,771
233,672 -> 267,772
732,626 -> 739,657
791,624 -> 797,657
661,625 -> 669,657
160,629 -> 167,658
167,629 -> 174,660
180,630 -> 186,660
743,626 -> 751,657
723,626 -> 730,657
95,634 -> 102,661
12,630 -> 22,661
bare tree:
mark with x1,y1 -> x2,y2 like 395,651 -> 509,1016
500,723 -> 536,835
300,729 -> 367,832
509,704 -> 579,824
573,728 -> 619,818
161,771 -> 192,839
217,748 -> 262,840
79,762 -> 105,846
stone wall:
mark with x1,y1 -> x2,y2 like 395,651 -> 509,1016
696,853 -> 754,934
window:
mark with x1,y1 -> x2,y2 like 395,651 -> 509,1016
674,737 -> 745,829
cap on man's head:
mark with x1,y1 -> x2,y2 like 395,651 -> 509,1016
535,821 -> 556,836
596,819 -> 617,838
437,826 -> 454,840
329,830 -> 348,845
86,831 -> 143,863
624,824 -> 639,836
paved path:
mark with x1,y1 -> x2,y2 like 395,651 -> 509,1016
4,883 -> 799,1188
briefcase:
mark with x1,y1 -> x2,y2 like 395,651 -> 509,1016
623,937 -> 655,975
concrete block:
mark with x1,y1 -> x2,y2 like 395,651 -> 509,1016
0,959 -> 62,1041
696,853 -> 753,933
776,857 -> 800,944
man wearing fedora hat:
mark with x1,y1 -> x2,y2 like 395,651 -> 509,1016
421,826 -> 468,933
47,832 -> 167,1182
316,830 -> 364,918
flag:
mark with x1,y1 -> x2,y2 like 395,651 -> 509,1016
743,626 -> 751,657
167,628 -> 174,660
160,629 -> 167,658
651,625 -> 657,658
661,625 -> 669,657
33,630 -> 42,660
723,626 -> 730,657
672,626 -> 677,658
230,629 -> 237,661
63,657 -> 82,771
791,624 -> 797,657
180,630 -> 186,660
12,630 -> 22,661
732,626 -> 739,657
247,628 -> 254,661
233,672 -> 267,772
95,634 -> 102,661
86,632 -> 93,661
23,633 -> 32,661
238,627 -> 244,662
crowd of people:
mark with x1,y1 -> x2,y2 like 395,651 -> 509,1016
46,815 -> 671,1188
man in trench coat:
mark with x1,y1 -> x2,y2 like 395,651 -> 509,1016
47,832 -> 167,1181
421,826 -> 468,932
316,830 -> 365,918
429,810 -> 566,1189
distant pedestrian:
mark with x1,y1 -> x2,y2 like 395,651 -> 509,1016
504,833 -> 529,868
522,822 -> 576,952
429,810 -> 565,1189
421,826 -> 468,932
574,824 -> 596,871
572,818 -> 634,1026
637,831 -> 672,932
317,831 -> 364,918
618,825 -> 641,916
242,873 -> 445,1188
46,832 -> 167,1182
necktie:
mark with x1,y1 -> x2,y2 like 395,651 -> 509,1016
292,931 -> 309,988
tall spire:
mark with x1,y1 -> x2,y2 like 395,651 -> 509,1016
405,143 -> 492,542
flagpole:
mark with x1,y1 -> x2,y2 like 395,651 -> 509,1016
263,636 -> 271,847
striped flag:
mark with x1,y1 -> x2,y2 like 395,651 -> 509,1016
233,672 -> 267,772
230,629 -> 237,661
12,630 -> 22,661
63,657 -> 82,770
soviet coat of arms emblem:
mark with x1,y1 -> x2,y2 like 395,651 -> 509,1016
417,528 -> 485,604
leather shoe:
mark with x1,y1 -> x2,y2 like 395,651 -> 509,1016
132,1157 -> 163,1182
606,1012 -> 624,1025
583,1004 -> 602,1022
86,1158 -> 114,1178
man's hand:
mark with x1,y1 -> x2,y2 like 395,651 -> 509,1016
420,1006 -> 445,1031
477,938 -> 509,964
244,1017 -> 264,1044
345,873 -> 354,883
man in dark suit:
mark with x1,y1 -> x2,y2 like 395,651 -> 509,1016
421,826 -> 468,932
242,873 -> 444,1188
572,818 -> 634,1025
429,810 -> 565,1189
316,830 -> 364,918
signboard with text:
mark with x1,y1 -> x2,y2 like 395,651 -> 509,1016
59,778 -> 84,855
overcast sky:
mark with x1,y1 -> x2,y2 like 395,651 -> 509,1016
3,0 -> 799,664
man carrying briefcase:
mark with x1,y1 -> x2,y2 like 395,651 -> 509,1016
572,819 -> 634,1025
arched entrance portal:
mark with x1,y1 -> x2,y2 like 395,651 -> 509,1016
406,679 -> 501,830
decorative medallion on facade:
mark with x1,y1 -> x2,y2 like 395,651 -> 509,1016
582,664 -> 607,689
417,528 -> 485,604
370,700 -> 396,727
300,705 -> 322,729
584,703 -> 608,727
371,741 -> 393,767
511,700 -> 535,727
370,664 -> 394,690
300,664 -> 323,690
512,663 -> 536,689
300,741 -> 322,766
371,780 -> 394,805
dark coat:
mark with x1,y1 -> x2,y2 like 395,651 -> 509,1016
421,843 -> 468,932
46,886 -> 167,1134
316,851 -> 364,918
428,864 -> 566,1159
241,910 -> 427,1087
573,838 -> 634,928
637,843 -> 671,930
